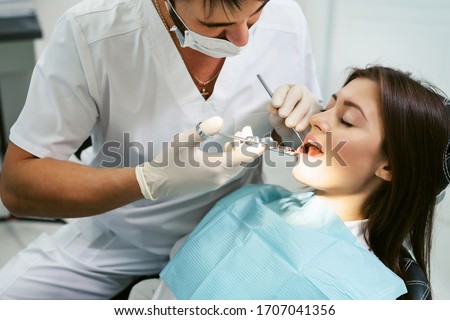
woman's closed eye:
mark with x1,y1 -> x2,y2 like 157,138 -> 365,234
339,117 -> 353,127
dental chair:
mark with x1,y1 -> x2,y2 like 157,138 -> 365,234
397,247 -> 431,300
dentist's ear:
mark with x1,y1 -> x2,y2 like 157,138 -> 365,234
375,162 -> 392,182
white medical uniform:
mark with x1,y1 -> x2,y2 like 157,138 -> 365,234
0,0 -> 320,299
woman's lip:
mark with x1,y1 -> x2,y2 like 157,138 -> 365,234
304,133 -> 322,149
299,133 -> 324,158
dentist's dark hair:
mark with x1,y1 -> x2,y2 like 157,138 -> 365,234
344,66 -> 449,290
169,0 -> 256,31
177,0 -> 268,17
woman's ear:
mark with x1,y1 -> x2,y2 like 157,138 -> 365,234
375,161 -> 392,182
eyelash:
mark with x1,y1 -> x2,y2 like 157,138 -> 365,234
339,118 -> 353,127
323,103 -> 353,127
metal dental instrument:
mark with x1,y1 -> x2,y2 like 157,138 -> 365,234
196,125 -> 296,155
256,74 -> 305,148
215,131 -> 297,156
216,132 -> 277,148
196,123 -> 277,149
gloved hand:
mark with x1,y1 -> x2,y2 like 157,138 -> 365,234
135,117 -> 265,200
268,84 -> 322,145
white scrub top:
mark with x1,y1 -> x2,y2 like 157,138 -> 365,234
10,0 -> 321,255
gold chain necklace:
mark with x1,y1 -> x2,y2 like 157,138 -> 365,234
151,0 -> 221,98
192,72 -> 220,97
152,0 -> 169,30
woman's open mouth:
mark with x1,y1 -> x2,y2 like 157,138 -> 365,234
299,138 -> 324,157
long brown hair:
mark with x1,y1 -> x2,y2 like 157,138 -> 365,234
344,66 -> 449,283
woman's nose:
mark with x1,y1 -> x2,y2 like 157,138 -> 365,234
309,111 -> 330,132
225,22 -> 250,46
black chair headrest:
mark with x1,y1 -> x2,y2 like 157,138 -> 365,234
440,99 -> 450,193
442,140 -> 450,192
397,247 -> 432,300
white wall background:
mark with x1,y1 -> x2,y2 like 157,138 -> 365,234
30,0 -> 450,299
297,0 -> 450,101
32,0 -> 81,57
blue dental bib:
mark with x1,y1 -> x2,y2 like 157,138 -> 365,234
161,185 -> 406,300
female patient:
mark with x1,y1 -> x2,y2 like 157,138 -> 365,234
134,66 -> 450,300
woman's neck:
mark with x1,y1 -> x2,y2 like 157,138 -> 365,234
315,191 -> 367,222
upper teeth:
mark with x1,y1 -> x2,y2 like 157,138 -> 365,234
308,139 -> 320,149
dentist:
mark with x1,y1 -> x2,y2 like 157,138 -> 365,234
0,0 -> 321,299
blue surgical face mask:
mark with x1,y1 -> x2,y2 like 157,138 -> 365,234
165,0 -> 250,58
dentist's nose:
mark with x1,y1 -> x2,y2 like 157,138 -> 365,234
225,22 -> 250,46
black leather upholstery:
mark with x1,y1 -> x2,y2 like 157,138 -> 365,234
397,247 -> 432,300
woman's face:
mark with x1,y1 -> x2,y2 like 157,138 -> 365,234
292,78 -> 390,197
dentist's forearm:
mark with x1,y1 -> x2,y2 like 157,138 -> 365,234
0,156 -> 143,218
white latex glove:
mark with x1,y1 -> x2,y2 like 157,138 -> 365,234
268,84 -> 322,144
135,117 -> 265,200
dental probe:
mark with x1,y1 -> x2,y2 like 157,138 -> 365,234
256,74 -> 305,148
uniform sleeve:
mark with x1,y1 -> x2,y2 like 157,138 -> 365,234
9,11 -> 99,160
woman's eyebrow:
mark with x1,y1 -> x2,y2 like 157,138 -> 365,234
332,93 -> 367,121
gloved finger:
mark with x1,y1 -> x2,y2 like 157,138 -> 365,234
232,130 -> 244,147
236,125 -> 262,161
241,126 -> 254,141
200,116 -> 224,137
270,84 -> 291,109
240,126 -> 261,150
267,104 -> 278,116
198,139 -> 237,161
269,113 -> 286,131
284,97 -> 310,129
287,92 -> 322,132
228,142 -> 265,166
222,125 -> 263,165
178,116 -> 224,145
293,113 -> 311,132
223,141 -> 233,152
269,113 -> 293,140
278,85 -> 306,118
234,126 -> 258,147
